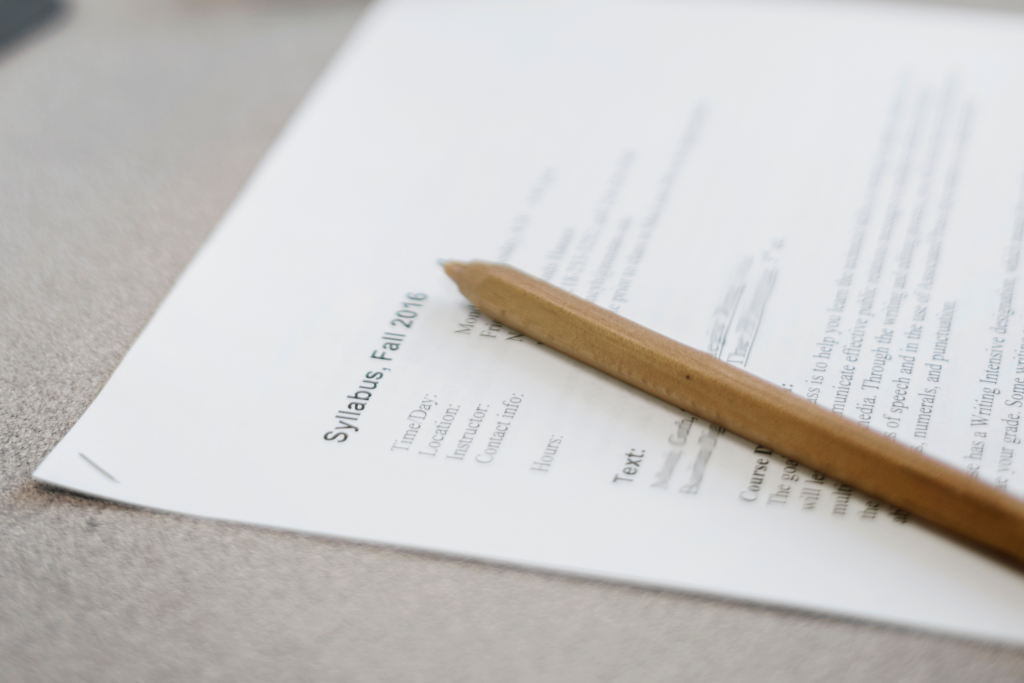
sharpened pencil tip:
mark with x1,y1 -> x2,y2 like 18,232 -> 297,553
442,260 -> 466,280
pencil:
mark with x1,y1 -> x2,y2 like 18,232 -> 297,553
444,259 -> 1024,565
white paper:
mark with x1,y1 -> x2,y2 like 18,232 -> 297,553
34,0 -> 1024,642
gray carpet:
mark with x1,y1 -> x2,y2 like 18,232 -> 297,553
4,0 -> 1024,680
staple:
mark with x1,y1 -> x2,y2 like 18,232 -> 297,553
79,453 -> 119,483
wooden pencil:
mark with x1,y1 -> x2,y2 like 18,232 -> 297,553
444,259 -> 1024,565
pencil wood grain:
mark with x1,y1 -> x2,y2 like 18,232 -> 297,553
445,260 -> 1024,566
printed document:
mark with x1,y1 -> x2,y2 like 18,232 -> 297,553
34,0 -> 1024,642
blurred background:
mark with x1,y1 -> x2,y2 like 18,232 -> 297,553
4,0 -> 1024,681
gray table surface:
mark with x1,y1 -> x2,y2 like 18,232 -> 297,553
5,0 -> 1024,680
